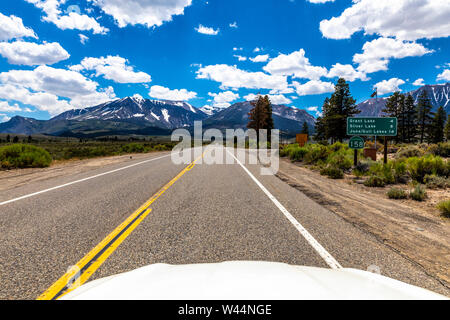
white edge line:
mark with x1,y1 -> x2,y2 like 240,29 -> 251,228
0,153 -> 172,206
226,148 -> 342,270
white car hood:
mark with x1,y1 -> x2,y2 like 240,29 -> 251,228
62,261 -> 446,300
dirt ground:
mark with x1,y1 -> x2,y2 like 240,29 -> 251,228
277,158 -> 450,290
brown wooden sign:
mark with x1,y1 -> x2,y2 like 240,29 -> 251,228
296,134 -> 308,147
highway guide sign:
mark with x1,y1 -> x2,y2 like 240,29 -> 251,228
347,117 -> 397,136
349,136 -> 364,150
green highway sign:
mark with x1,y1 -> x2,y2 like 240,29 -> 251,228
347,117 -> 397,136
349,136 -> 364,150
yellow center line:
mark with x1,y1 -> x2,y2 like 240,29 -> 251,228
37,153 -> 204,300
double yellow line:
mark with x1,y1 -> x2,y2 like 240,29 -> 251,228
38,154 -> 203,300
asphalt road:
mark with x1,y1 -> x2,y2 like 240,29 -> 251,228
0,146 -> 448,299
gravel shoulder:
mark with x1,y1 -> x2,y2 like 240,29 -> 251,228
277,158 -> 450,290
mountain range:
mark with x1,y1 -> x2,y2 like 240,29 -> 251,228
357,83 -> 450,117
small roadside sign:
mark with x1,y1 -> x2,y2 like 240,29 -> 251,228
296,134 -> 308,147
349,136 -> 364,150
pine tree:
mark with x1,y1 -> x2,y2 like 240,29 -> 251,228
430,106 -> 446,143
322,78 -> 359,142
247,95 -> 273,147
301,121 -> 309,135
416,90 -> 433,143
314,116 -> 326,141
6,134 -> 10,143
445,115 -> 450,141
404,94 -> 417,143
383,92 -> 405,142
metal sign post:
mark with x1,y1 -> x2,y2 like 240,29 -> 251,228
349,136 -> 364,166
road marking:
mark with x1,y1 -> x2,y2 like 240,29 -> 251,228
0,153 -> 172,206
226,149 -> 342,270
37,153 -> 204,300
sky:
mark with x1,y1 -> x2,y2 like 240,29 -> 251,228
0,0 -> 449,122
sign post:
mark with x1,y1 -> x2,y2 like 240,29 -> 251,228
349,136 -> 364,166
347,117 -> 397,164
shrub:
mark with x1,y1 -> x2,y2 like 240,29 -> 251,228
0,144 -> 52,169
369,162 -> 396,184
387,187 -> 407,199
354,161 -> 371,175
364,175 -> 386,187
406,155 -> 448,183
320,166 -> 344,179
288,147 -> 308,161
437,200 -> 450,218
120,143 -> 145,153
409,184 -> 427,201
424,174 -> 450,189
304,144 -> 330,164
327,151 -> 353,171
396,146 -> 423,159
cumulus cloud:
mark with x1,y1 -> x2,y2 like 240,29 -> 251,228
319,0 -> 450,41
0,12 -> 37,41
0,113 -> 11,122
0,41 -> 70,66
292,80 -> 335,96
196,64 -> 289,91
307,106 -> 322,117
25,0 -> 108,34
0,66 -> 116,115
229,22 -> 238,28
326,63 -> 368,81
149,85 -> 197,101
374,78 -> 405,95
79,34 -> 89,44
70,56 -> 151,83
437,70 -> 450,82
0,100 -> 22,112
263,49 -> 327,80
195,24 -> 219,35
244,93 -> 292,105
209,91 -> 239,108
90,0 -> 192,28
250,54 -> 270,63
233,55 -> 247,61
413,78 -> 425,86
353,37 -> 433,73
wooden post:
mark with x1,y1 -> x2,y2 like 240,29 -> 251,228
384,136 -> 388,164
354,149 -> 358,166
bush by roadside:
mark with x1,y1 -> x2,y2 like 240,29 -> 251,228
437,200 -> 450,218
0,144 -> 52,169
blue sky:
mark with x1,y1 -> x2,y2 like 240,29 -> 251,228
0,0 -> 449,121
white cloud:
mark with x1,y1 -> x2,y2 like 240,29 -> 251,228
306,106 -> 322,117
413,78 -> 425,86
0,41 -> 70,66
374,78 -> 405,95
250,54 -> 270,63
149,85 -> 197,101
233,47 -> 243,51
253,47 -> 262,53
292,80 -> 335,96
326,63 -> 368,81
197,64 -> 289,91
229,22 -> 238,28
0,113 -> 11,123
195,24 -> 219,35
70,56 -> 151,83
209,91 -> 239,108
233,55 -> 247,61
25,0 -> 108,34
0,101 -> 22,112
308,0 -> 335,3
263,49 -> 328,80
79,34 -> 89,44
319,0 -> 450,41
244,93 -> 292,105
353,37 -> 433,73
0,12 -> 37,41
437,70 -> 450,82
90,0 -> 192,28
0,66 -> 116,115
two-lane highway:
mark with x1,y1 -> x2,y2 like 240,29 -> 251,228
0,146 -> 448,299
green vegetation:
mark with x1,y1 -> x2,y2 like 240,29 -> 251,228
409,184 -> 427,201
0,144 -> 52,169
387,187 -> 408,199
320,166 -> 344,179
437,200 -> 450,218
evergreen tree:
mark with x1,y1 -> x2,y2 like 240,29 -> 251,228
416,90 -> 433,143
301,121 -> 309,135
404,94 -> 417,143
445,114 -> 450,141
314,116 -> 326,141
430,106 -> 446,143
321,78 -> 359,142
247,95 -> 273,147
6,134 -> 10,143
13,136 -> 18,143
383,92 -> 406,142
27,135 -> 32,143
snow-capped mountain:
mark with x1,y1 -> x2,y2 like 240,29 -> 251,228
358,83 -> 450,116
52,95 -> 207,129
199,105 -> 226,116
